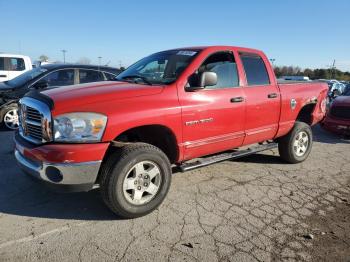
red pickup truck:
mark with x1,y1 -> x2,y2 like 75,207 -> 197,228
15,46 -> 328,218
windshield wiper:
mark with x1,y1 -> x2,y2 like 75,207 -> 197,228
120,75 -> 153,85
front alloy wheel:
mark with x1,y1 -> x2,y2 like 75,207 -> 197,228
123,161 -> 162,205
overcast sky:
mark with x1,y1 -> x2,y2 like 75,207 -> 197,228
1,0 -> 349,71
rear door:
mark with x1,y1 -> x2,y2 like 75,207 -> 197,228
239,52 -> 281,145
179,51 -> 246,160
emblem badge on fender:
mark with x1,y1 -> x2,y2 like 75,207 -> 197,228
290,99 -> 297,110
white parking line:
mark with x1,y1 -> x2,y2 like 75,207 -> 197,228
0,222 -> 89,249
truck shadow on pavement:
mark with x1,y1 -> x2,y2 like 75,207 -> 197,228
0,175 -> 119,220
235,153 -> 284,165
0,129 -> 124,220
0,133 -> 119,221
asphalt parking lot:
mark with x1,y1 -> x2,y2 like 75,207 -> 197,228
0,126 -> 349,262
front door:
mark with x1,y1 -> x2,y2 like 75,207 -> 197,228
178,51 -> 246,160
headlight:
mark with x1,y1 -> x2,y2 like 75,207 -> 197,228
53,112 -> 107,142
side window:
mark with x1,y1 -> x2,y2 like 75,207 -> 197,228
240,54 -> 270,86
0,58 -> 4,70
79,69 -> 104,84
104,72 -> 117,80
7,58 -> 25,71
197,52 -> 239,89
42,69 -> 75,87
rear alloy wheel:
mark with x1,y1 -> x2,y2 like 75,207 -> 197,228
293,131 -> 309,157
278,121 -> 313,163
3,107 -> 19,130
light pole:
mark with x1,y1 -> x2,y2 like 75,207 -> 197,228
269,58 -> 276,67
61,49 -> 67,63
98,56 -> 102,67
331,59 -> 336,79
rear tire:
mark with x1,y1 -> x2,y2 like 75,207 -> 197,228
278,121 -> 313,163
99,143 -> 172,218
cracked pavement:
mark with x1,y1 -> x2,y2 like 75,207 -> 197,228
0,125 -> 349,261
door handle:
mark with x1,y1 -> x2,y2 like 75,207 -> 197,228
268,93 -> 278,99
230,97 -> 244,103
0,75 -> 7,78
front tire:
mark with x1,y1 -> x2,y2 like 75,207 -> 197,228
278,121 -> 313,163
99,143 -> 172,218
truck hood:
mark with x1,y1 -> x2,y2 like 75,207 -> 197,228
42,81 -> 164,110
332,96 -> 350,107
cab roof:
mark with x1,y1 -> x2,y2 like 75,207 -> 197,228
166,45 -> 262,53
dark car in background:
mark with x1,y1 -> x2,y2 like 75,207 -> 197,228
0,64 -> 120,129
322,87 -> 350,136
344,83 -> 350,94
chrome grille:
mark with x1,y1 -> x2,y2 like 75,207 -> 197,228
19,97 -> 52,144
23,106 -> 43,141
26,107 -> 42,122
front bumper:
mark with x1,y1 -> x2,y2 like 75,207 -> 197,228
15,150 -> 101,192
14,133 -> 109,192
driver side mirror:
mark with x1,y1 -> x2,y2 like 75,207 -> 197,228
185,71 -> 217,91
32,79 -> 48,89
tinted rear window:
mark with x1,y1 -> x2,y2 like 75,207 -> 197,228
240,54 -> 270,86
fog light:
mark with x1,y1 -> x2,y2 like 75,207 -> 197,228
45,166 -> 63,182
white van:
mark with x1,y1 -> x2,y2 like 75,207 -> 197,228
0,54 -> 32,82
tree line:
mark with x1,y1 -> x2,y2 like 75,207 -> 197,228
274,66 -> 350,81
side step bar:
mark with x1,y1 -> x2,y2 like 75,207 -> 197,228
178,143 -> 277,172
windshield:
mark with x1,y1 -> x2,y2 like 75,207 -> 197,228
116,50 -> 200,85
6,67 -> 48,86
